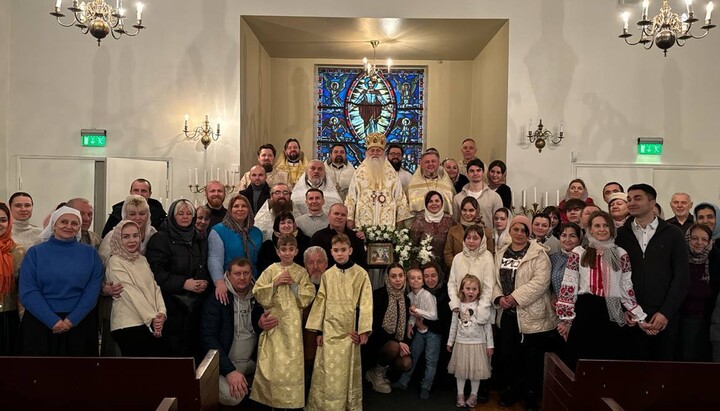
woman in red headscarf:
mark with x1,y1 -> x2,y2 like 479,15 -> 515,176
0,202 -> 25,355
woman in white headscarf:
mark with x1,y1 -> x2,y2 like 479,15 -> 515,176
19,206 -> 103,356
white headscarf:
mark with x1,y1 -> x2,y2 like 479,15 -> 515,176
38,206 -> 82,242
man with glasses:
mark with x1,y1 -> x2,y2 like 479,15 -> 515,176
386,143 -> 412,191
254,183 -> 300,241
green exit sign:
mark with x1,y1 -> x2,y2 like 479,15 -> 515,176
637,138 -> 663,155
81,129 -> 107,147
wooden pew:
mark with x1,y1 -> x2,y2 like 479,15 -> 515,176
0,349 -> 219,411
543,352 -> 720,411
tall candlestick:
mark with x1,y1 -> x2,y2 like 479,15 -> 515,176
194,168 -> 198,185
556,190 -> 560,205
533,187 -> 537,204
217,168 -> 220,182
544,191 -> 549,208
204,170 -> 208,186
642,0 -> 649,19
686,0 -> 694,15
188,169 -> 192,186
225,170 -> 230,184
522,190 -> 527,208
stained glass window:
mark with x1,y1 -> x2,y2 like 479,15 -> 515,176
316,66 -> 425,173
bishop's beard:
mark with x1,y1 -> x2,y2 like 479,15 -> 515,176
364,157 -> 386,190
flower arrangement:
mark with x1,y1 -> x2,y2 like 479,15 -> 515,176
361,225 -> 434,269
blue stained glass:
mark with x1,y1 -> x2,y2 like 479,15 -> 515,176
316,66 -> 425,173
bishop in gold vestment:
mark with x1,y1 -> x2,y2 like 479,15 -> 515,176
345,133 -> 412,228
305,262 -> 373,411
250,262 -> 316,409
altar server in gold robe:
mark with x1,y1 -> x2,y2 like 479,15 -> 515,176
345,132 -> 412,229
251,234 -> 316,409
306,234 -> 373,411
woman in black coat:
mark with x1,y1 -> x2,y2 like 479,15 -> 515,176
146,199 -> 210,360
363,263 -> 412,393
256,211 -> 310,274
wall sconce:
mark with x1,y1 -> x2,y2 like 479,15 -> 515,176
183,114 -> 220,150
527,119 -> 564,153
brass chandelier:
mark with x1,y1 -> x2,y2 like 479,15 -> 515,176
619,0 -> 715,56
362,40 -> 393,80
51,0 -> 146,46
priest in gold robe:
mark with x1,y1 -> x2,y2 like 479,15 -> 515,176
345,133 -> 412,229
306,234 -> 373,411
273,138 -> 308,190
406,149 -> 456,217
251,235 -> 316,409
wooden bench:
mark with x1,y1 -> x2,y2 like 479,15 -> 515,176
0,349 -> 219,411
543,352 -> 720,411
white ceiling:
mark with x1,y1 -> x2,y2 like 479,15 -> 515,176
242,16 -> 507,61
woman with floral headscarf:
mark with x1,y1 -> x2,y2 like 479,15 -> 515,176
556,210 -> 647,369
678,224 -> 719,362
107,220 -> 166,357
0,202 -> 25,355
19,206 -> 103,356
364,263 -> 412,394
146,199 -> 209,359
208,194 -> 263,305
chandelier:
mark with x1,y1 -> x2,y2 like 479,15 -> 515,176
50,0 -> 146,46
527,119 -> 564,153
619,0 -> 715,56
362,40 -> 393,80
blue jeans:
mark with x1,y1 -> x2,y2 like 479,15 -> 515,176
397,330 -> 441,390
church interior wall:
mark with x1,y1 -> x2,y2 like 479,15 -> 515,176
3,0 -> 720,206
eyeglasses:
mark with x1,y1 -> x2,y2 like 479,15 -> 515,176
273,190 -> 291,196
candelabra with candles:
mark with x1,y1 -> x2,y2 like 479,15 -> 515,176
619,0 -> 715,56
512,189 -> 559,217
184,114 -> 221,150
362,40 -> 393,81
527,119 -> 564,153
188,168 -> 236,194
50,0 -> 145,46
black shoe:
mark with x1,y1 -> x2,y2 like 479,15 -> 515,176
477,380 -> 489,404
499,390 -> 517,408
524,394 -> 538,411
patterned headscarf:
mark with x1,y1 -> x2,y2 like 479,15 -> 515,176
686,224 -> 712,283
382,264 -> 407,342
0,203 -> 17,296
109,220 -> 141,262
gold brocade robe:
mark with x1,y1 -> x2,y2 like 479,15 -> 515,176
250,263 -> 316,409
345,159 -> 412,227
274,156 -> 307,190
305,264 -> 373,411
406,168 -> 456,217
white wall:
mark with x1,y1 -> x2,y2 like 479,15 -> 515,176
5,0 -> 720,207
0,0 -> 10,201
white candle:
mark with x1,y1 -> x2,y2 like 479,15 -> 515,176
642,0 -> 649,19
512,192 -> 516,208
622,11 -> 630,30
116,0 -> 119,9
194,168 -> 198,185
556,190 -> 560,205
56,0 -> 62,8
522,190 -> 527,208
681,13 -> 689,31
529,119 -> 533,133
533,187 -> 537,204
184,113 -> 189,130
136,2 -> 143,21
204,170 -> 208,185
686,0 -> 693,15
707,2 -> 714,22
560,121 -> 564,134
544,192 -> 549,208
225,170 -> 230,184
188,168 -> 192,186
216,168 -> 220,182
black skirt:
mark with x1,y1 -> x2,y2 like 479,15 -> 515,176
0,310 -> 20,355
19,310 -> 99,357
565,294 -> 624,369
